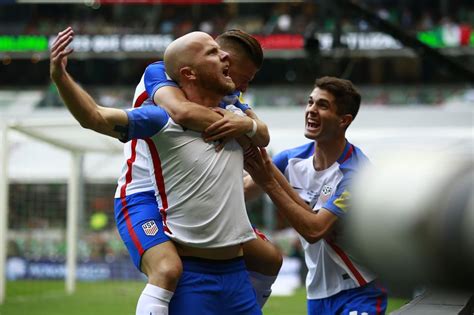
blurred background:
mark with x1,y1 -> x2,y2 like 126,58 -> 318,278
0,0 -> 473,314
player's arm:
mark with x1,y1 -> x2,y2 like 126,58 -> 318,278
53,72 -> 167,141
242,109 -> 270,147
146,62 -> 267,145
53,67 -> 129,139
50,28 -> 166,141
52,70 -> 166,141
154,86 -> 226,131
148,69 -> 264,146
50,27 -> 128,139
244,172 -> 264,202
244,148 -> 338,244
203,101 -> 270,147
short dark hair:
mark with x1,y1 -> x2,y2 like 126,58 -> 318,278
315,76 -> 361,119
216,29 -> 264,69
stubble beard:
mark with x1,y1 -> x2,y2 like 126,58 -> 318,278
198,68 -> 235,97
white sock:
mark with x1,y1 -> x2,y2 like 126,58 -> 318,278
249,271 -> 277,308
136,284 -> 174,315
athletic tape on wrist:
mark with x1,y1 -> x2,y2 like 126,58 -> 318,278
246,119 -> 258,138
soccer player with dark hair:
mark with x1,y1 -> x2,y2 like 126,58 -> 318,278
244,77 -> 388,315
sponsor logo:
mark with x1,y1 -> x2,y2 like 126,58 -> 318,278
142,220 -> 159,236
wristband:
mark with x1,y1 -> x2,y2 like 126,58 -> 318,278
246,119 -> 258,138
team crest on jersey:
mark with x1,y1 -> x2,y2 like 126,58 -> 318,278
142,220 -> 159,236
322,185 -> 332,195
320,185 -> 333,203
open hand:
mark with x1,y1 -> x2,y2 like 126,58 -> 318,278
50,27 -> 75,81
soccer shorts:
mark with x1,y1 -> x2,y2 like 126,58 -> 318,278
169,257 -> 262,315
307,281 -> 387,315
114,190 -> 170,271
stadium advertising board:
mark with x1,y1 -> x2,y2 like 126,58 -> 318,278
0,29 -> 473,56
7,257 -> 145,281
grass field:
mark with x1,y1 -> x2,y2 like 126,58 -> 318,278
0,281 -> 407,315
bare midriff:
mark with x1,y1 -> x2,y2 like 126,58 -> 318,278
175,243 -> 243,260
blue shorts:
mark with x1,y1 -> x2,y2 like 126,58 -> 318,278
114,190 -> 170,271
169,257 -> 262,315
307,281 -> 387,315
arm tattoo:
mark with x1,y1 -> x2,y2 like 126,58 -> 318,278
114,124 -> 129,142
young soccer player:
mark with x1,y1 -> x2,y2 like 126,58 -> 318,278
244,77 -> 388,315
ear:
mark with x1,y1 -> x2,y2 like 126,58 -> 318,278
340,114 -> 353,129
180,67 -> 196,81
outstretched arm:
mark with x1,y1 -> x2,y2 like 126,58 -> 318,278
50,27 -> 128,139
244,148 -> 338,244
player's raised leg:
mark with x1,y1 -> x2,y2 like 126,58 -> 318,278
114,191 -> 182,315
243,228 -> 283,308
137,242 -> 182,315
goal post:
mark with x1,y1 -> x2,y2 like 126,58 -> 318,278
0,122 -> 10,304
0,121 -> 86,303
0,116 -> 122,304
66,151 -> 83,295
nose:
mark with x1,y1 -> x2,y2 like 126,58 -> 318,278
306,103 -> 318,115
219,49 -> 230,61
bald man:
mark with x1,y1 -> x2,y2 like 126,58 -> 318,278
137,28 -> 280,313
51,30 -> 261,315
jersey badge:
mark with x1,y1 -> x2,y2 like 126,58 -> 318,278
320,185 -> 333,203
142,220 -> 159,236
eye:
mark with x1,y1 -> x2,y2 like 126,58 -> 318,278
206,47 -> 218,55
318,101 -> 329,109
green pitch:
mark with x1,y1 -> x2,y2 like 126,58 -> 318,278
0,281 -> 407,315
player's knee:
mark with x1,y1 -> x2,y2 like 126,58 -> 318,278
244,243 -> 283,276
141,244 -> 183,289
158,257 -> 183,280
147,256 -> 183,286
266,248 -> 283,276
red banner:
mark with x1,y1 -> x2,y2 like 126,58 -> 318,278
253,34 -> 304,50
99,0 -> 222,4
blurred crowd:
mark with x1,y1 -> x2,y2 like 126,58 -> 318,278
37,84 -> 474,109
1,1 -> 473,37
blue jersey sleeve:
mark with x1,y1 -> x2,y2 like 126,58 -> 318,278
220,91 -> 251,112
123,106 -> 170,142
323,148 -> 369,218
144,61 -> 179,104
272,151 -> 289,174
272,143 -> 315,175
234,91 -> 251,112
323,176 -> 352,218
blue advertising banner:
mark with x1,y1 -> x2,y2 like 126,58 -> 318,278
7,257 -> 145,281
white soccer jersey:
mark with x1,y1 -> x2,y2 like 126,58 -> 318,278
115,61 -> 251,199
273,141 -> 377,299
123,105 -> 256,248
115,75 -> 157,198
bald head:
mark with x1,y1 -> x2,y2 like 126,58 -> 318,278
164,32 -> 215,83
